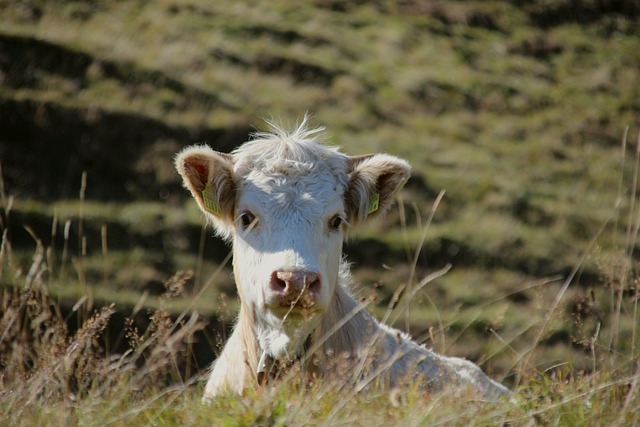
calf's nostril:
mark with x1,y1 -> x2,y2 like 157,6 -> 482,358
270,271 -> 288,291
308,277 -> 321,293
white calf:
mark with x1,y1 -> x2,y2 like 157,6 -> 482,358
175,118 -> 509,401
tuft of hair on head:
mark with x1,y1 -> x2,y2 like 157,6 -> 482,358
254,113 -> 326,146
232,114 -> 346,179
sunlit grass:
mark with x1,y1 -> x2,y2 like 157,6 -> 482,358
1,0 -> 640,424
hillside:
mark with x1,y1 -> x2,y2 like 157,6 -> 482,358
1,0 -> 640,385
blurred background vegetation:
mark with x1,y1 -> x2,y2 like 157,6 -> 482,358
1,0 -> 639,386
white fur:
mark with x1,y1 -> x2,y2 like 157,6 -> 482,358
175,117 -> 509,402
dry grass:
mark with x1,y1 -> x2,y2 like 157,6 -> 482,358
1,134 -> 640,426
1,244 -> 638,425
0,178 -> 208,424
0,251 -> 206,425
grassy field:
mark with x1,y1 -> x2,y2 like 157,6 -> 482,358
1,0 -> 640,424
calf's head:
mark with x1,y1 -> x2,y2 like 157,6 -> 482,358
176,121 -> 410,360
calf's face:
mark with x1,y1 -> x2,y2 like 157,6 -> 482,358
176,131 -> 410,360
232,160 -> 349,348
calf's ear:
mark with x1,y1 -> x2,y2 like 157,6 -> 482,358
175,145 -> 236,240
345,153 -> 411,228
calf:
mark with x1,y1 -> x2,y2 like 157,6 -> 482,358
175,118 -> 509,401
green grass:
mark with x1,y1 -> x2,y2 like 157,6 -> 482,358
8,374 -> 637,426
1,0 -> 640,423
1,252 -> 639,425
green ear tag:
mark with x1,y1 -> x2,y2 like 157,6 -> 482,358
202,183 -> 222,216
368,193 -> 380,215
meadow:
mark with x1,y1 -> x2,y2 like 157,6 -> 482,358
1,0 -> 640,424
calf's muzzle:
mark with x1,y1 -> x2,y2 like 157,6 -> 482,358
270,268 -> 321,309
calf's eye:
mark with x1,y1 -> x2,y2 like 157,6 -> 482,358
239,211 -> 256,228
329,215 -> 343,230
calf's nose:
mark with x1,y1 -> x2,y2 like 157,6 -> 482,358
270,269 -> 321,298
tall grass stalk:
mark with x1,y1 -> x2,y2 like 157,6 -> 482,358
627,132 -> 640,361
76,171 -> 90,325
403,190 -> 445,343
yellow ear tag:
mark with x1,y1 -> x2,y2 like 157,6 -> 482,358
368,193 -> 380,215
202,183 -> 222,216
